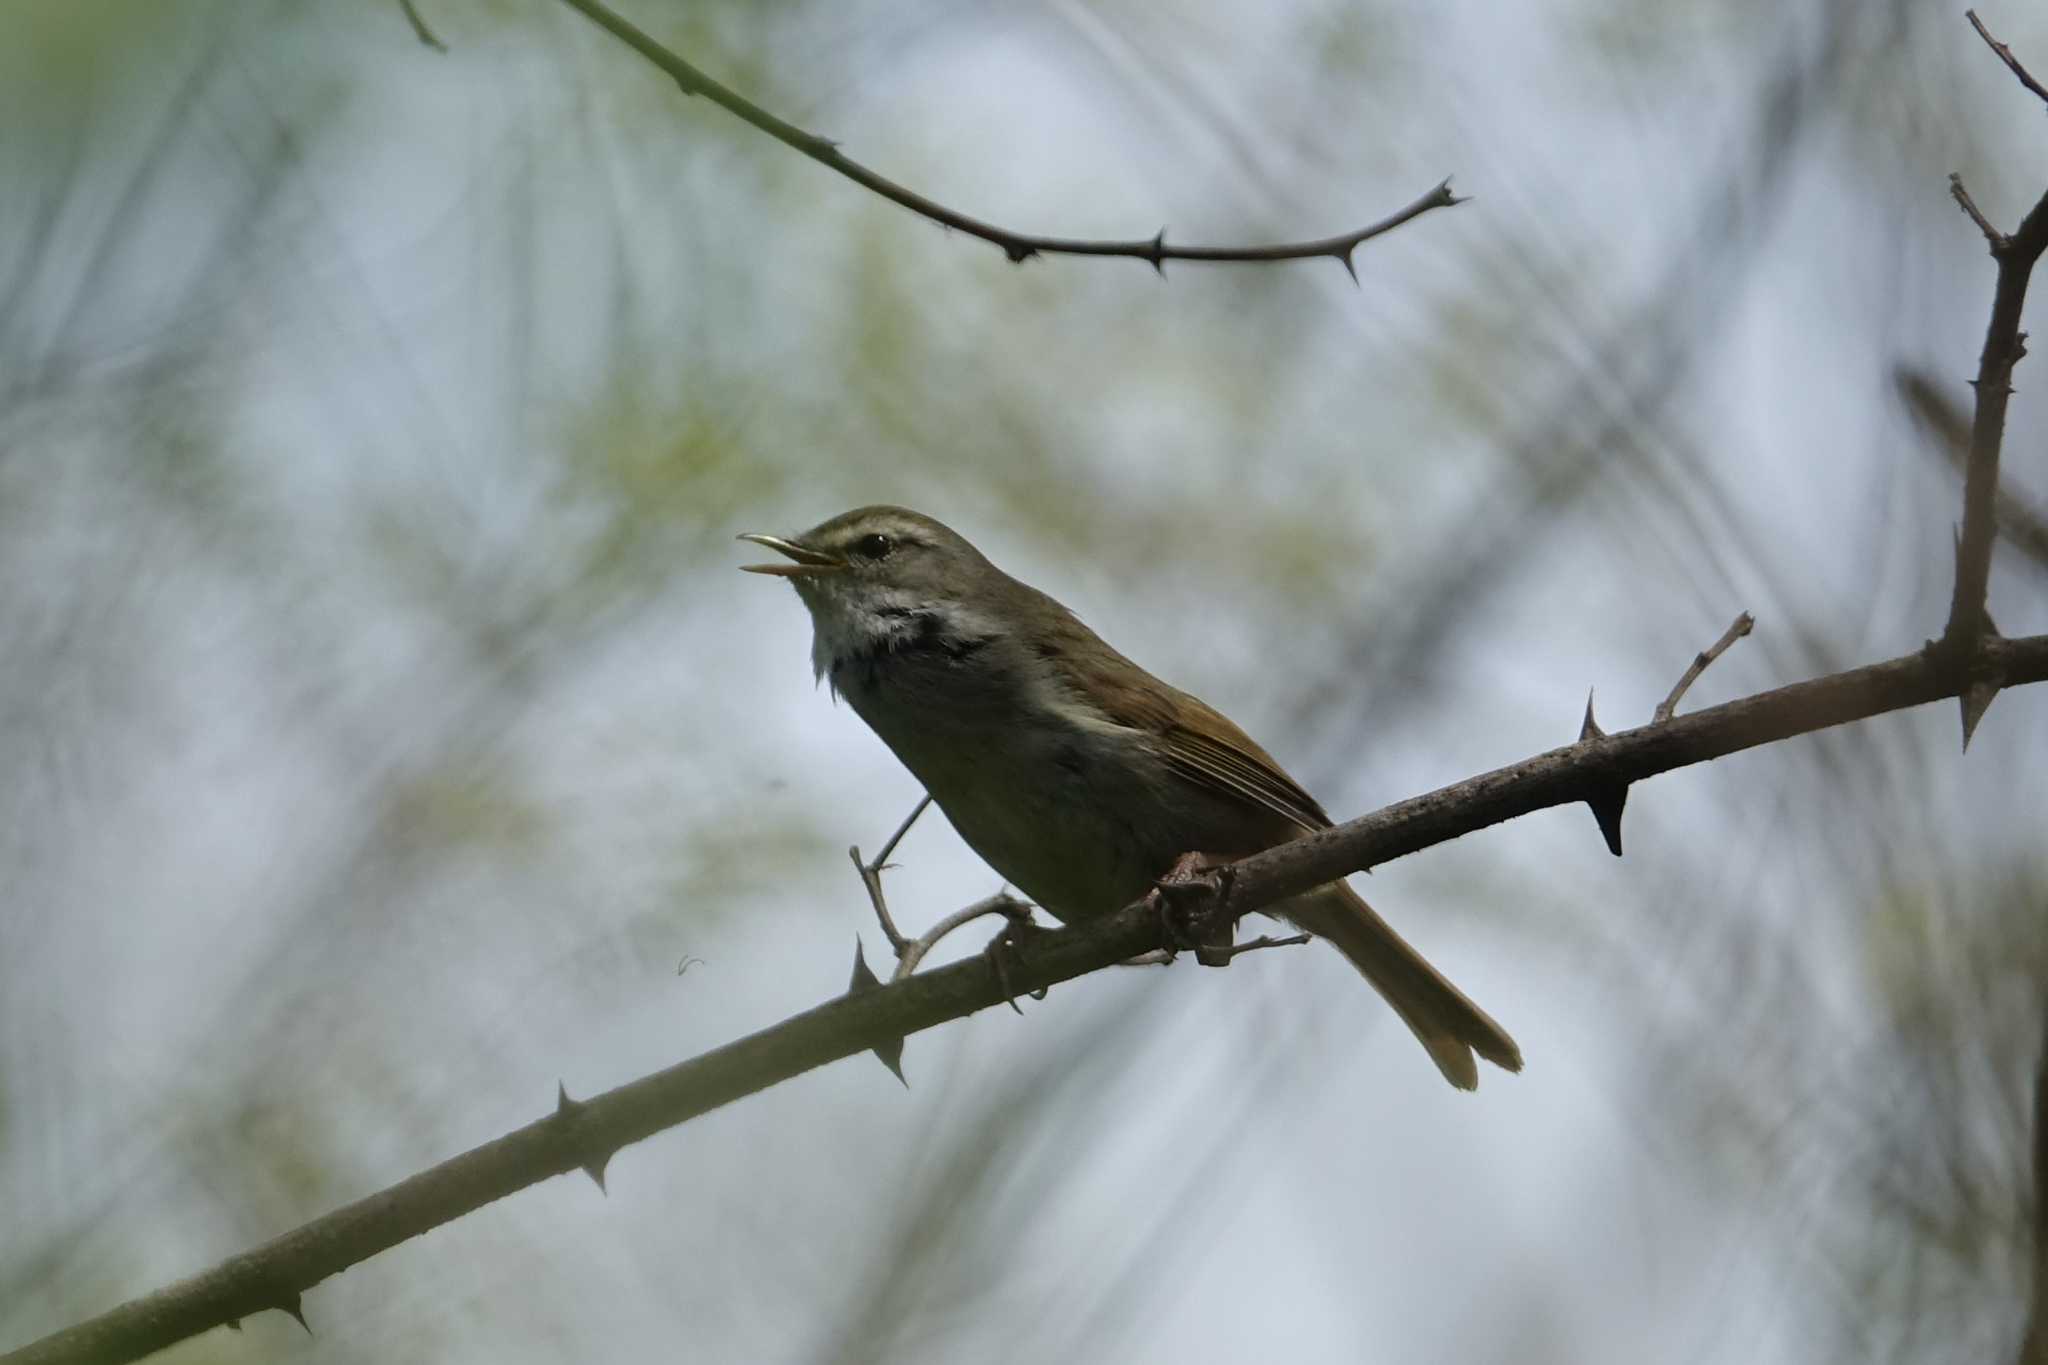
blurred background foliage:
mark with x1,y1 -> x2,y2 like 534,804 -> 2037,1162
3,0 -> 2046,1361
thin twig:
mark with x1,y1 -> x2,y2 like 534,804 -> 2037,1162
1197,932 -> 1313,963
14,632 -> 2048,1365
847,794 -> 931,954
397,0 -> 447,52
553,0 -> 1461,274
1124,930 -> 1312,967
1654,612 -> 1755,722
890,892 -> 1030,982
1952,173 -> 2007,247
1967,9 -> 2048,110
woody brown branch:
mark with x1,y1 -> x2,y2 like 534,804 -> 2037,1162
10,630 -> 2048,1365
1943,16 -> 2048,659
1943,181 -> 2048,650
1967,9 -> 2048,110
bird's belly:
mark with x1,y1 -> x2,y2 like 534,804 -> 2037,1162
841,678 -> 1176,920
926,752 -> 1169,923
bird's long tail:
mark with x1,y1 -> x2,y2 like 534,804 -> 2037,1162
1280,882 -> 1521,1090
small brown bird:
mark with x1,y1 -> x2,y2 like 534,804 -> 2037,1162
741,506 -> 1520,1088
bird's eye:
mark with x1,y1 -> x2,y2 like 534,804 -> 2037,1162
853,533 -> 894,561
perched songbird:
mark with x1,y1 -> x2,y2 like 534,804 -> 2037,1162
740,506 -> 1520,1088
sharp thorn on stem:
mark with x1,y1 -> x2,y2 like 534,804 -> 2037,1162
1576,690 -> 1626,854
847,939 -> 908,1083
1960,680 -> 1999,750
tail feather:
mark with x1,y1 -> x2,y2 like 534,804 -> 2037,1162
1280,882 -> 1521,1090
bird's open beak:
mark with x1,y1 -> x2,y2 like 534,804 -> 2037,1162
737,532 -> 847,577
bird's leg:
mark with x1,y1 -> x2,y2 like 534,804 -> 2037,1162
1146,852 -> 1239,967
981,899 -> 1050,1013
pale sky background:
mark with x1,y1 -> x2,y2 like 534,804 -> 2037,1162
4,1 -> 2047,1362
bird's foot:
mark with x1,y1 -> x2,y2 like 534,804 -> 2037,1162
1146,852 -> 1238,967
982,904 -> 1050,1013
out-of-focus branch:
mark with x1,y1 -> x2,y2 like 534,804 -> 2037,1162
1895,366 -> 2048,570
2024,1010 -> 2048,1365
551,0 -> 1460,274
396,0 -> 446,52
9,630 -> 2048,1365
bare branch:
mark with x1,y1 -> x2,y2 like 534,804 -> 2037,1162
1220,636 -> 2048,928
1967,9 -> 2048,110
552,0 -> 1460,273
1654,612 -> 1756,723
1939,165 -> 2048,746
1946,177 -> 2048,648
1939,21 -> 2048,746
1941,10 -> 2048,703
10,631 -> 2048,1365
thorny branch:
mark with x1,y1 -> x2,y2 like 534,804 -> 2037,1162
10,630 -> 2048,1365
1942,14 -> 2048,747
851,798 -> 1040,982
858,807 -> 1304,988
553,0 -> 1460,275
1577,611 -> 1754,854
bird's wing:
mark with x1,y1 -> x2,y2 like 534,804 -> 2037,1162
1154,694 -> 1333,835
1050,611 -> 1332,836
